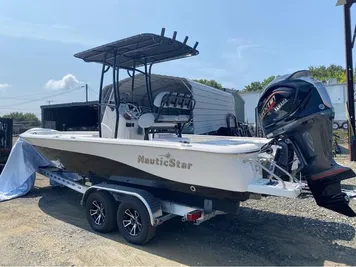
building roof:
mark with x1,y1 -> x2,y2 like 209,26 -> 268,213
40,100 -> 98,109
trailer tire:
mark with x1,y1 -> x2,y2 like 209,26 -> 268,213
333,122 -> 339,130
116,197 -> 156,245
85,190 -> 118,233
342,121 -> 348,130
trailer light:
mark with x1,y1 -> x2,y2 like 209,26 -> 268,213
186,210 -> 202,221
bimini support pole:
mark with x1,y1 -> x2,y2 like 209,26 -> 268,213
98,52 -> 109,138
148,62 -> 154,108
144,59 -> 154,112
131,60 -> 136,102
112,50 -> 120,139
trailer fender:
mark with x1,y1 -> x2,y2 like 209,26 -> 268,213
81,183 -> 163,226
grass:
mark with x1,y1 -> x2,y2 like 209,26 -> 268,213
334,129 -> 348,144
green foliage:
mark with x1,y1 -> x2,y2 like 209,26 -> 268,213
193,64 -> 355,94
193,79 -> 223,90
308,64 -> 347,83
261,75 -> 276,88
241,64 -> 356,93
1,112 -> 40,127
243,81 -> 263,92
243,76 -> 276,92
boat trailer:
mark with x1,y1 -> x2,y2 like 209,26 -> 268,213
38,167 -> 228,245
37,165 -> 356,246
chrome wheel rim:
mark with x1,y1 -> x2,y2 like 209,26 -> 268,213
90,200 -> 106,226
122,208 -> 142,236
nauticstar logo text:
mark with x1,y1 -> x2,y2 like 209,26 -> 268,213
137,153 -> 192,170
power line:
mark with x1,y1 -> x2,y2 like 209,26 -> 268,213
0,107 -> 40,110
0,86 -> 83,108
89,87 -> 98,94
0,90 -> 67,100
0,96 -> 38,101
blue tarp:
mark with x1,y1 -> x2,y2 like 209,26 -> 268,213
0,138 -> 53,201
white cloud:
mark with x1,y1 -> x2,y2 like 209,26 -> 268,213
0,83 -> 11,91
45,74 -> 82,90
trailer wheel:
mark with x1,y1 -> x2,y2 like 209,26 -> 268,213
117,197 -> 156,245
333,122 -> 339,130
342,121 -> 348,130
85,190 -> 118,233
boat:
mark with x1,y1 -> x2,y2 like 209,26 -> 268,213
19,28 -> 356,221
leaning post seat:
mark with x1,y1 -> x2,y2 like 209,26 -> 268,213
138,91 -> 196,139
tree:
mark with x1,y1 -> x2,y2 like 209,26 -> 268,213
1,112 -> 40,127
243,81 -> 263,92
193,79 -> 223,90
242,75 -> 276,93
308,64 -> 347,83
241,64 -> 356,93
261,75 -> 276,88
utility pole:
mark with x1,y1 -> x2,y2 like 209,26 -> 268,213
344,2 -> 356,161
47,100 -> 53,105
81,83 -> 88,102
337,0 -> 356,161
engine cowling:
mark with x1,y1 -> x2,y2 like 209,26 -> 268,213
256,70 -> 356,217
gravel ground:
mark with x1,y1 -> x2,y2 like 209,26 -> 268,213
1,155 -> 356,266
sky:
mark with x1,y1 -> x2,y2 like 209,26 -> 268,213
0,0 -> 355,118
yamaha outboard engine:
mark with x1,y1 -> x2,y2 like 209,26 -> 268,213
257,70 -> 356,217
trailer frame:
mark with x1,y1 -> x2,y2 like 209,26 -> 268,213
38,167 -> 229,245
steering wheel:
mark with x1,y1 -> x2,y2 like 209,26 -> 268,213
124,103 -> 142,120
120,93 -> 131,104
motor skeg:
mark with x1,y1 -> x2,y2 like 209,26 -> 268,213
257,70 -> 356,217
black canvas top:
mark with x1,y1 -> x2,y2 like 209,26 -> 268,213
74,29 -> 199,69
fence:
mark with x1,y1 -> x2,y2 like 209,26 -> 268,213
12,121 -> 41,136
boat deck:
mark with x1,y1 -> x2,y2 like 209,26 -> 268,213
20,129 -> 269,155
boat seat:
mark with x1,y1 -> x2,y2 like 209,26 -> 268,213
138,91 -> 195,139
153,91 -> 195,110
138,113 -> 191,129
139,91 -> 195,128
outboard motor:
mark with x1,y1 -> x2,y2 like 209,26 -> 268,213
257,70 -> 356,217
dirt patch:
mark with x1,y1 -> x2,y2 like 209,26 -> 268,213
0,154 -> 356,265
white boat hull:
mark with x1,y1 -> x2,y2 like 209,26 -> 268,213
20,129 -> 269,194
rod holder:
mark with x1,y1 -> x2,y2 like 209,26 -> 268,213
193,41 -> 199,50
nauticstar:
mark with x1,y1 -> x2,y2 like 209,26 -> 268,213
137,155 -> 193,169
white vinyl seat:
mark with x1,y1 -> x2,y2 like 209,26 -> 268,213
153,91 -> 193,110
138,113 -> 191,129
138,91 -> 195,138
